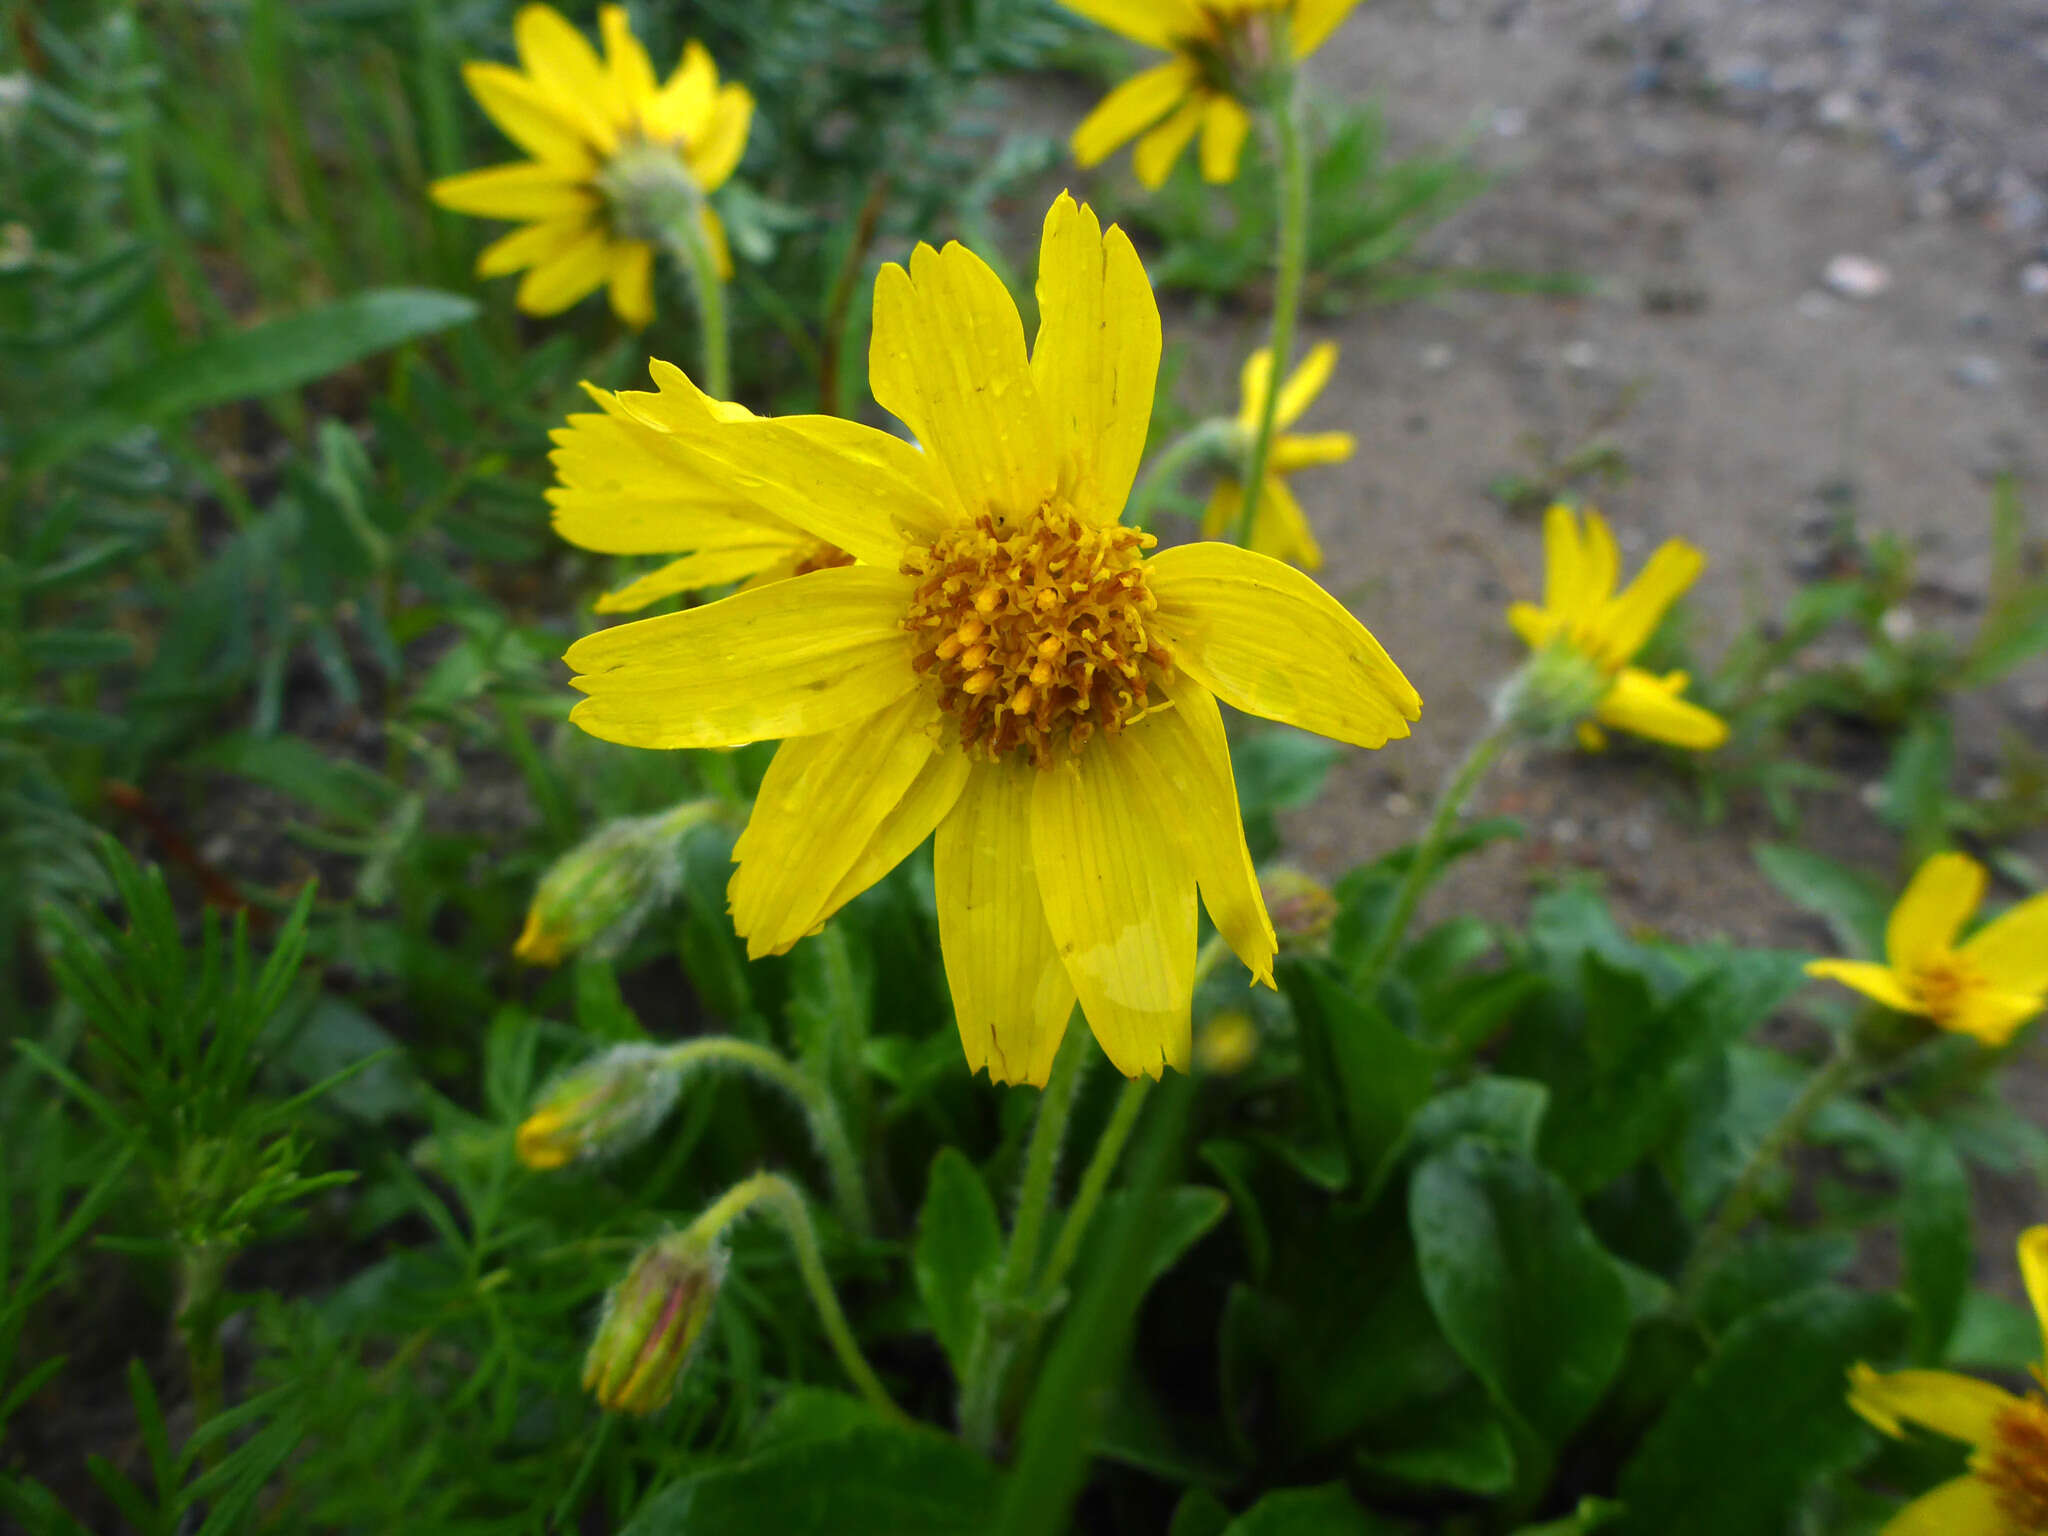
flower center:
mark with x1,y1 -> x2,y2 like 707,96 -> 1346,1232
902,507 -> 1169,769
1911,954 -> 1978,1024
593,138 -> 699,245
1982,1395 -> 2048,1533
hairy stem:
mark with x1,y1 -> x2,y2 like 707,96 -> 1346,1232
1233,66 -> 1308,550
662,209 -> 730,399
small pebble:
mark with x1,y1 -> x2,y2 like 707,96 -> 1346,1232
1825,255 -> 1891,298
1816,90 -> 1860,127
1419,342 -> 1455,371
1384,792 -> 1415,818
1880,607 -> 1916,641
1492,106 -> 1528,138
1950,354 -> 2003,389
1562,340 -> 1599,371
2022,263 -> 2048,297
1549,817 -> 1581,845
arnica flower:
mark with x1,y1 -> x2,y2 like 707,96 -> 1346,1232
584,1232 -> 722,1414
1806,851 -> 2048,1047
513,800 -> 720,965
549,373 -> 853,613
1504,504 -> 1728,752
1065,0 -> 1361,188
429,4 -> 751,328
1199,342 -> 1354,572
516,1044 -> 684,1169
561,192 -> 1420,1085
1849,1226 -> 2048,1534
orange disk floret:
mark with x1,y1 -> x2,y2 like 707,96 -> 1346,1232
902,507 -> 1170,769
1985,1395 -> 2048,1532
790,542 -> 856,578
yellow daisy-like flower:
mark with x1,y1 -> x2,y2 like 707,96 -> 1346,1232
1805,852 -> 2048,1047
429,4 -> 752,329
548,375 -> 853,612
1198,341 -> 1354,572
1505,504 -> 1728,752
1849,1226 -> 2048,1534
561,192 -> 1421,1085
1065,0 -> 1361,188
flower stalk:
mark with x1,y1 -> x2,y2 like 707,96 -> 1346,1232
1234,58 -> 1308,551
662,209 -> 731,400
1126,418 -> 1236,529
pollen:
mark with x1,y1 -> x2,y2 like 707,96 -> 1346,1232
1981,1394 -> 2048,1532
902,507 -> 1170,769
1911,954 -> 1982,1027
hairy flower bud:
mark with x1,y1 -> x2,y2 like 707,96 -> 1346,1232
1195,1010 -> 1261,1075
514,800 -> 722,966
1259,866 -> 1338,950
516,1045 -> 684,1170
1494,642 -> 1613,744
583,1234 -> 722,1415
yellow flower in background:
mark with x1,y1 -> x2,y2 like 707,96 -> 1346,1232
429,4 -> 751,328
549,376 -> 852,612
1848,1226 -> 2048,1534
1506,504 -> 1727,752
1806,852 -> 2048,1047
561,192 -> 1420,1085
1065,0 -> 1361,187
1199,342 -> 1354,571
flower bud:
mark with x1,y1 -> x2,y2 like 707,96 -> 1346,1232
593,142 -> 702,246
583,1234 -> 722,1415
1494,642 -> 1612,743
514,800 -> 721,966
517,1045 -> 683,1170
1259,866 -> 1338,950
1195,1010 -> 1261,1075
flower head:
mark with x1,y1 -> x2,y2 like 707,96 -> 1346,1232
1065,0 -> 1361,187
1502,504 -> 1727,751
561,192 -> 1420,1084
514,800 -> 720,965
1806,852 -> 2048,1047
429,4 -> 751,328
1199,342 -> 1354,571
583,1231 -> 722,1414
1849,1226 -> 2048,1534
516,1044 -> 685,1169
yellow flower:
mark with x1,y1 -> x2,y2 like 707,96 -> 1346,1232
1199,342 -> 1354,571
429,4 -> 751,328
1505,504 -> 1727,751
1848,1226 -> 2048,1534
1806,852 -> 2048,1047
560,192 -> 1421,1085
1065,0 -> 1361,188
549,376 -> 853,612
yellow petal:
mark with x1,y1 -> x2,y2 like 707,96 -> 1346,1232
1541,502 -> 1585,618
934,761 -> 1077,1086
1274,341 -> 1339,429
1245,475 -> 1323,571
1506,600 -> 1559,651
1941,987 -> 2043,1047
1847,1364 -> 2016,1449
1591,667 -> 1728,750
1959,888 -> 2048,996
1291,0 -> 1363,55
820,747 -> 974,922
514,227 -> 614,315
1030,193 -> 1161,522
512,3 -> 619,148
1198,92 -> 1252,183
460,62 -> 597,170
565,566 -> 917,748
1874,1476 -> 2006,1536
475,214 -> 591,277
430,162 -> 595,220
1804,959 -> 1922,1015
548,408 -> 789,553
1138,672 -> 1276,984
2018,1226 -> 2048,1358
645,40 -> 716,143
599,5 -> 657,110
1032,733 -> 1197,1078
1270,431 -> 1355,472
605,239 -> 655,329
1201,479 -> 1241,540
1057,0 -> 1206,47
688,84 -> 752,191
699,204 -> 734,280
594,543 -> 804,612
1887,852 -> 1987,976
1576,720 -> 1608,752
1146,540 -> 1421,749
1133,93 -> 1207,189
1072,58 -> 1201,168
1578,508 -> 1622,607
1591,538 -> 1706,666
870,241 -> 1057,522
729,691 -> 944,957
1236,349 -> 1274,432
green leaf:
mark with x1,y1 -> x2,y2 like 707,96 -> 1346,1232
1401,1077 -> 1550,1163
1220,1482 -> 1403,1536
1279,956 -> 1437,1194
1513,1498 -> 1624,1535
1900,1119 -> 1972,1363
1169,1490 -> 1235,1536
1612,1287 -> 1906,1536
1082,1185 -> 1231,1292
1410,1140 -> 1632,1444
1354,1377 -> 1517,1495
915,1148 -> 1003,1376
186,732 -> 399,827
1752,842 -> 1889,958
1946,1290 -> 2039,1371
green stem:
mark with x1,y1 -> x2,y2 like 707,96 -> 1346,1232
1350,723 -> 1510,997
1678,1041 -> 1865,1309
1033,1076 -> 1151,1307
1233,65 -> 1309,551
683,1172 -> 907,1421
1125,419 -> 1234,530
174,1243 -> 229,1430
663,209 -> 730,398
958,1020 -> 1090,1449
659,1038 -> 872,1237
